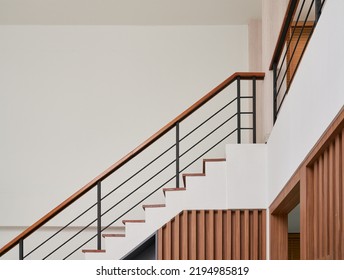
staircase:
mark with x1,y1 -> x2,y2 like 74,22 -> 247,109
0,72 -> 264,260
83,158 -> 227,260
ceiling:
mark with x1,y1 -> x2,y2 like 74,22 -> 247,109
0,0 -> 262,25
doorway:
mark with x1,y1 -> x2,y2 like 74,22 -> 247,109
270,181 -> 300,259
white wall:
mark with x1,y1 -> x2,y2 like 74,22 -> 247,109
226,144 -> 267,209
267,0 -> 344,204
0,25 -> 248,246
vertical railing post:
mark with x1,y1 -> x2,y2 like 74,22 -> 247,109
315,0 -> 322,24
252,77 -> 257,144
237,77 -> 241,144
97,181 -> 101,250
175,122 -> 180,188
19,239 -> 24,260
273,63 -> 277,123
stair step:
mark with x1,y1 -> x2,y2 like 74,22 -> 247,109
82,249 -> 106,253
203,158 -> 226,172
180,158 -> 226,187
122,219 -> 145,225
102,233 -> 125,238
163,187 -> 186,196
142,204 -> 166,210
182,173 -> 205,187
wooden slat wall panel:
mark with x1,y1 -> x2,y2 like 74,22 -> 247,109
306,127 -> 344,259
270,108 -> 344,260
158,209 -> 266,260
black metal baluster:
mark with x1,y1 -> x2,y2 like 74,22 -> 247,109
176,122 -> 180,188
19,239 -> 24,260
315,0 -> 322,24
273,63 -> 278,123
237,77 -> 241,143
252,77 -> 257,144
97,181 -> 101,250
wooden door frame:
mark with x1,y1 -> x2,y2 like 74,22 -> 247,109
269,172 -> 301,260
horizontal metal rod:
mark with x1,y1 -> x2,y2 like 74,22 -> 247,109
275,0 -> 315,99
276,0 -> 307,81
101,158 -> 176,218
180,97 -> 237,142
180,113 -> 237,158
43,217 -> 97,260
24,200 -> 97,258
101,142 -> 176,202
180,129 -> 238,173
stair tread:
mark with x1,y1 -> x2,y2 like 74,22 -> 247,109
142,204 -> 166,209
82,249 -> 106,253
122,219 -> 145,225
163,187 -> 186,196
203,158 -> 226,162
182,173 -> 205,176
102,233 -> 125,238
203,158 -> 226,173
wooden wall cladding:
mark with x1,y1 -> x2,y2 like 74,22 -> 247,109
270,107 -> 344,260
157,209 -> 266,260
304,126 -> 344,259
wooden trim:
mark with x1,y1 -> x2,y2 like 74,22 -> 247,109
270,214 -> 288,259
102,234 -> 125,238
270,175 -> 300,215
81,249 -> 105,253
0,72 -> 264,257
122,219 -> 145,225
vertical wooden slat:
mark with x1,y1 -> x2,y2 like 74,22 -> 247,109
253,210 -> 259,260
223,210 -> 228,259
261,209 -> 266,260
235,210 -> 241,259
181,210 -> 188,260
172,215 -> 180,259
190,210 -> 197,260
334,135 -> 341,259
157,227 -> 163,260
215,210 -> 223,260
243,210 -> 250,260
323,149 -> 329,258
328,143 -> 334,259
206,210 -> 214,259
226,210 -> 232,259
313,161 -> 319,259
165,220 -> 172,260
303,166 -> 314,259
197,210 -> 205,260
318,155 -> 324,259
249,211 -> 253,259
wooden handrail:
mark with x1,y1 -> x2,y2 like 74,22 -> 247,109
269,0 -> 300,70
0,72 -> 264,257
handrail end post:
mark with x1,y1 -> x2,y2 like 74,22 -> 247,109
237,77 -> 241,144
175,122 -> 180,188
97,181 -> 102,250
252,77 -> 257,144
19,239 -> 24,260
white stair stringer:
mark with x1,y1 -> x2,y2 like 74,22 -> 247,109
83,160 -> 227,260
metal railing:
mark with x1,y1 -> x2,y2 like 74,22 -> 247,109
270,0 -> 327,122
0,72 -> 264,260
